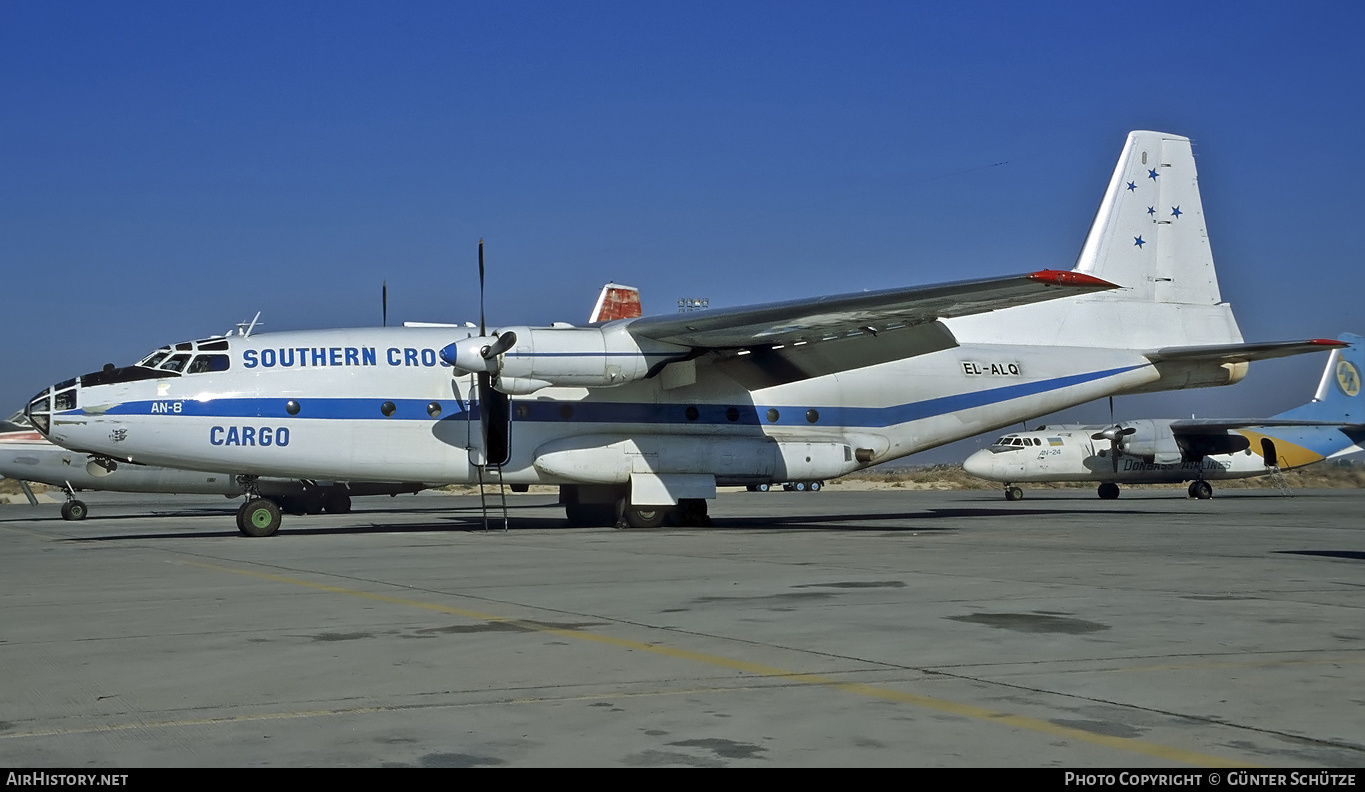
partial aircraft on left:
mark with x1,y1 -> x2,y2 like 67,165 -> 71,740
0,409 -> 427,521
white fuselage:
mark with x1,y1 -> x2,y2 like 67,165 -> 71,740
963,425 -> 1276,485
37,326 -> 1176,487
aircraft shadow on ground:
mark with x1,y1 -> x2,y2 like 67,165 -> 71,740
1274,550 -> 1365,562
52,503 -> 1174,541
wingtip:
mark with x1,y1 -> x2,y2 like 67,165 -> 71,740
1309,338 -> 1349,347
1026,269 -> 1119,289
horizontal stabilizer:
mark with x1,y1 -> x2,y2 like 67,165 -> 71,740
1146,338 -> 1345,365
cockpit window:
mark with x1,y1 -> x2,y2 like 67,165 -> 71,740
196,339 -> 229,351
53,390 -> 76,411
137,347 -> 171,367
187,354 -> 230,374
161,354 -> 191,373
175,342 -> 193,351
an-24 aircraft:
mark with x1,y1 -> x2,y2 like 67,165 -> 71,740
25,131 -> 1345,536
963,334 -> 1365,500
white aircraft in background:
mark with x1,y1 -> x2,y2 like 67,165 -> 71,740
964,333 -> 1365,500
0,410 -> 427,520
26,131 -> 1345,536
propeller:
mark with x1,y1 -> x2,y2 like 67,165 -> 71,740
464,239 -> 511,532
441,239 -> 518,375
1091,424 -> 1137,472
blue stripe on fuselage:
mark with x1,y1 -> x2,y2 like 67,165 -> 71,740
78,364 -> 1145,428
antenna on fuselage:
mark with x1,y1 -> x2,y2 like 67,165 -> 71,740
231,312 -> 262,338
382,282 -> 388,328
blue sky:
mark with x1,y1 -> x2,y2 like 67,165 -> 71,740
3,2 -> 1362,463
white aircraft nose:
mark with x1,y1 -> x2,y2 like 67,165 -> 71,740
962,449 -> 995,479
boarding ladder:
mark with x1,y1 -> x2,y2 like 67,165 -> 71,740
475,463 -> 510,532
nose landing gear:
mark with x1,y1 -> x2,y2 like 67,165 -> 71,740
237,497 -> 283,537
60,482 -> 88,521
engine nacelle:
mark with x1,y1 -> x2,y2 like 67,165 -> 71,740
442,325 -> 690,394
532,434 -> 865,484
1115,419 -> 1183,464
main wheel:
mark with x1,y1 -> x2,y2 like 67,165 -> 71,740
623,506 -> 667,529
1005,487 -> 1023,501
808,481 -> 823,492
61,500 -> 88,521
1097,482 -> 1121,500
238,498 -> 283,537
676,498 -> 711,527
1189,480 -> 1213,500
793,481 -> 807,492
323,492 -> 352,514
756,483 -> 771,492
565,503 -> 616,527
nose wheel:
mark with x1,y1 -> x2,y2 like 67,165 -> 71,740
60,499 -> 88,521
237,498 -> 283,537
1004,486 -> 1023,501
60,483 -> 88,520
1188,480 -> 1214,500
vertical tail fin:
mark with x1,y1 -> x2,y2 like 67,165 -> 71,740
1277,333 -> 1365,423
1074,131 -> 1221,306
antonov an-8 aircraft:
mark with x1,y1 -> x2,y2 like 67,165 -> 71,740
964,334 -> 1365,500
25,131 -> 1345,535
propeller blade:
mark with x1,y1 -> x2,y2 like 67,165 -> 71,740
478,239 -> 486,336
1089,424 -> 1136,473
481,331 -> 517,360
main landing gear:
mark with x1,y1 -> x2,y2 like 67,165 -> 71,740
616,498 -> 711,528
561,486 -> 711,529
1097,482 -> 1121,500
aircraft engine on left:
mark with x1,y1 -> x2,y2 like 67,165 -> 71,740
441,324 -> 691,395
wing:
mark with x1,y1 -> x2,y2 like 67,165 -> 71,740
624,270 -> 1116,349
1146,339 -> 1347,364
1171,418 -> 1364,433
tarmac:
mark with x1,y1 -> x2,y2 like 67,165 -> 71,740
0,487 -> 1362,768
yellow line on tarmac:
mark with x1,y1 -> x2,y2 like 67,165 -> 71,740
185,559 -> 1257,768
